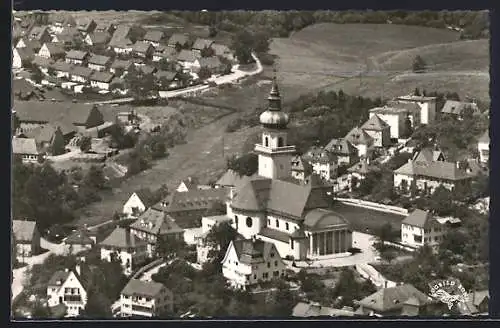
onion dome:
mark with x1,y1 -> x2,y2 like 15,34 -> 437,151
259,76 -> 289,129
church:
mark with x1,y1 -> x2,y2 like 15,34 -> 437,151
217,76 -> 353,260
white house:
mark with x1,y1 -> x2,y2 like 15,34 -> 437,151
87,54 -> 112,72
477,130 -> 489,164
302,146 -> 338,181
46,262 -> 89,317
119,279 -> 173,318
222,238 -> 287,290
369,106 -> 413,139
176,177 -> 199,192
70,66 -> 93,83
401,209 -> 448,248
344,126 -> 373,158
99,227 -> 149,276
12,137 -> 44,164
361,114 -> 391,148
89,71 -> 114,90
196,215 -> 233,264
37,43 -> 65,60
65,50 -> 90,65
123,189 -> 156,218
395,95 -> 437,125
63,229 -> 97,255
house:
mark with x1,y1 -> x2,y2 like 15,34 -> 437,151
132,41 -> 155,59
110,77 -> 128,95
13,219 -> 41,258
211,43 -> 234,61
477,130 -> 489,164
90,71 -> 114,90
49,14 -> 77,34
28,26 -> 52,44
46,262 -> 90,317
369,105 -> 415,139
292,302 -> 355,317
401,209 -> 447,248
302,146 -> 338,181
12,47 -> 34,69
355,284 -> 435,316
13,101 -> 105,132
221,238 -> 287,290
344,126 -> 373,158
176,50 -> 199,69
119,279 -> 173,318
109,25 -> 134,54
347,158 -> 380,190
110,59 -> 134,75
51,31 -> 81,48
84,31 -> 111,47
176,177 -> 199,192
155,70 -> 181,90
441,100 -> 480,118
12,137 -> 44,163
394,95 -> 438,125
153,188 -> 228,229
290,155 -> 313,181
12,78 -> 42,101
196,215 -> 234,264
65,50 -> 90,65
167,33 -> 190,48
87,54 -> 112,71
50,61 -> 73,78
215,169 -> 257,190
77,19 -> 97,34
193,56 -> 224,75
324,138 -> 358,167
152,45 -> 178,62
99,227 -> 148,275
142,30 -> 164,47
412,146 -> 446,162
393,159 -> 473,194
138,65 -> 157,76
361,114 -> 391,148
70,66 -> 93,83
16,38 -> 42,53
95,23 -> 116,34
38,42 -> 66,60
192,38 -> 214,53
20,124 -> 69,155
123,189 -> 157,218
64,229 -> 97,254
129,208 -> 184,257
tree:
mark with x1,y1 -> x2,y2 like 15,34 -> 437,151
47,66 -> 56,76
79,136 -> 92,153
226,153 -> 258,176
148,135 -> 168,159
84,165 -> 107,190
231,30 -> 255,64
158,58 -> 177,72
218,56 -> 233,75
271,280 -> 297,316
204,222 -> 239,273
81,288 -> 112,318
375,222 -> 396,247
157,237 -> 186,260
31,65 -> 43,84
412,55 -> 427,73
128,24 -> 146,43
31,301 -> 51,318
403,115 -> 413,137
197,66 -> 213,80
200,46 -> 215,58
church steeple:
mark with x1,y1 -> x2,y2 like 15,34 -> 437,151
268,74 -> 282,111
259,71 -> 289,129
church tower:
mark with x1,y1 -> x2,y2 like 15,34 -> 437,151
255,74 -> 296,180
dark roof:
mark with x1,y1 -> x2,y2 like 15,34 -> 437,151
109,25 -> 132,47
361,114 -> 390,131
51,60 -> 73,72
347,159 -> 380,175
412,147 -> 445,162
48,264 -> 93,290
211,43 -> 231,56
303,208 -> 349,230
131,189 -> 157,208
59,27 -> 81,37
13,219 -> 37,241
24,124 -> 60,143
32,55 -> 53,67
14,47 -> 34,61
64,229 -> 95,245
197,56 -> 222,70
231,177 -> 332,219
139,65 -> 157,75
168,33 -> 189,46
13,101 -> 102,126
159,188 -> 228,213
87,31 -> 111,45
192,38 -> 214,50
66,50 -> 89,60
88,54 -> 111,66
394,160 -> 471,181
54,33 -> 75,44
47,270 -> 70,286
441,100 -> 479,115
133,41 -> 154,54
155,70 -> 178,82
290,155 -> 313,174
143,30 -> 164,42
43,43 -> 65,56
216,169 -> 257,189
121,279 -> 167,298
324,138 -> 357,156
177,49 -> 198,63
100,227 -> 147,249
357,284 -> 433,313
259,227 -> 291,243
71,66 -> 93,78
344,127 -> 373,146
19,39 -> 42,52
130,208 -> 183,236
178,177 -> 199,190
230,238 -> 279,265
12,137 -> 41,155
30,26 -> 49,40
402,209 -> 438,228
292,302 -> 355,317
50,13 -> 77,26
90,71 -> 114,83
12,78 -> 38,97
303,146 -> 337,164
111,59 -> 133,69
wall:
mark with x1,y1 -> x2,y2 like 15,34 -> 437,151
122,193 -> 146,217
370,113 -> 404,139
38,45 -> 51,58
232,211 -> 264,239
335,197 -> 409,216
13,49 -> 22,69
478,141 -> 489,164
88,63 -> 106,71
265,214 -> 300,235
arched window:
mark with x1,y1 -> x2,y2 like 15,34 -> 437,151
278,137 -> 284,147
265,136 -> 269,147
246,217 -> 253,228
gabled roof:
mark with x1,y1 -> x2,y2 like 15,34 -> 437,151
159,188 -> 227,213
216,169 -> 257,189
292,302 -> 355,317
66,50 -> 89,60
71,65 -> 93,78
478,130 -> 490,144
50,13 -> 77,26
361,114 -> 389,131
131,188 -> 157,208
19,39 -> 42,52
347,159 -> 379,175
155,70 -> 178,82
131,208 -> 183,236
32,55 -> 53,68
100,227 -> 147,249
168,33 -> 189,46
88,54 -> 111,66
29,26 -> 49,40
303,146 -> 337,164
51,60 -> 73,72
53,33 -> 75,44
143,30 -> 164,42
178,177 -> 199,190
13,101 -> 102,126
192,38 -> 214,50
12,137 -> 41,155
402,209 -> 436,228
90,71 -> 114,83
12,78 -> 38,98
154,46 -> 177,58
42,43 -> 65,56
14,47 -> 34,61
121,279 -> 167,298
211,43 -> 231,56
60,26 -> 81,37
303,208 -> 349,230
13,219 -> 38,241
133,41 -> 154,54
139,65 -> 157,75
441,100 -> 480,115
324,138 -> 357,156
290,155 -> 313,174
412,147 -> 445,162
48,264 -> 93,290
357,284 -> 433,313
231,238 -> 277,265
177,49 -> 198,63
24,124 -> 60,144
64,229 -> 95,245
87,31 -> 111,45
111,59 -> 134,70
109,25 -> 132,47
197,56 -> 222,70
344,127 -> 373,146
394,160 -> 471,181
47,270 -> 70,287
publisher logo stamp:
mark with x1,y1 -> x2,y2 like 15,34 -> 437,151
429,278 -> 469,310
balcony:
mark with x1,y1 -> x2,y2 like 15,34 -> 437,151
132,304 -> 154,314
63,295 -> 82,302
254,144 -> 296,155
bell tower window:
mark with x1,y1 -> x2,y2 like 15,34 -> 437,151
265,136 -> 269,147
278,137 -> 284,147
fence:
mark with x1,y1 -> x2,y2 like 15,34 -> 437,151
335,197 -> 409,216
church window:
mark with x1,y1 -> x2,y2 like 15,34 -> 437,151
290,239 -> 294,249
265,136 -> 269,147
267,262 -> 271,268
276,219 -> 279,228
285,222 -> 289,230
246,217 -> 252,228
278,137 -> 284,147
